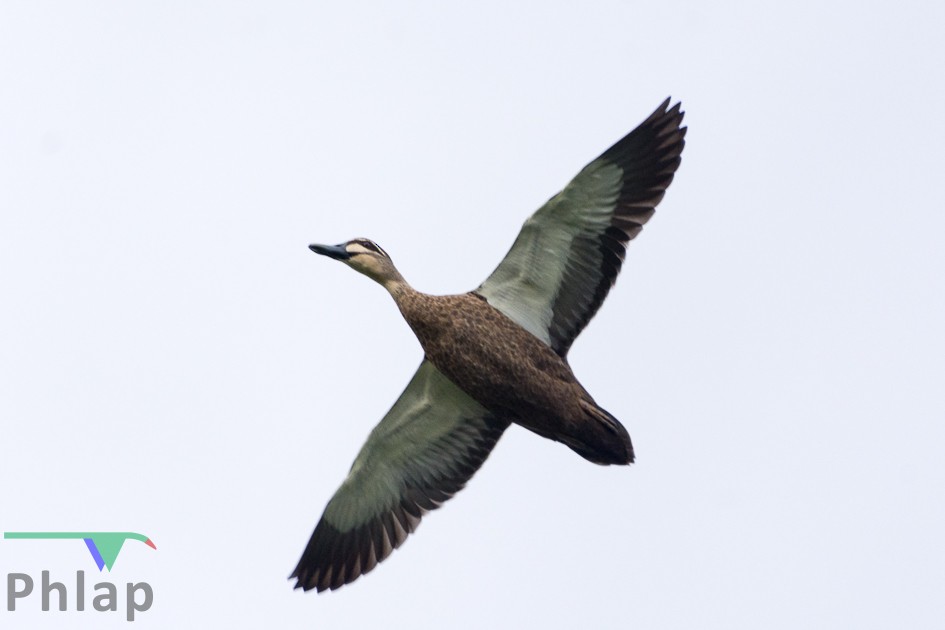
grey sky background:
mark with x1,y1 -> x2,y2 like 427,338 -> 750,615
2,2 -> 944,628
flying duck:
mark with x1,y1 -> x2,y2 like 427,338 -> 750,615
293,98 -> 686,592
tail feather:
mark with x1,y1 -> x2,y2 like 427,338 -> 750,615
564,401 -> 634,466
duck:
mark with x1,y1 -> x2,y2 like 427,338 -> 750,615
292,98 -> 686,592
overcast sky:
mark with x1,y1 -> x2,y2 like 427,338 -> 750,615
2,2 -> 944,628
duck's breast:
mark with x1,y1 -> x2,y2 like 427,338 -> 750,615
399,292 -> 584,426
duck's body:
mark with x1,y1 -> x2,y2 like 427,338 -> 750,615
396,288 -> 632,465
293,98 -> 686,592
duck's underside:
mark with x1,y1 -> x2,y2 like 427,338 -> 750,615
399,290 -> 634,465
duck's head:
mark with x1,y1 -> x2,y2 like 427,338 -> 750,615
309,238 -> 403,289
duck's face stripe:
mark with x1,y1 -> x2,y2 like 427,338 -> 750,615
346,239 -> 389,259
341,239 -> 394,282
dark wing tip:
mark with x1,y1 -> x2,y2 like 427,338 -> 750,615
288,493 -> 440,592
290,515 -> 399,593
639,97 -> 684,131
602,97 -> 686,164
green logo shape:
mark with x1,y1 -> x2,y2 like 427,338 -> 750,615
4,532 -> 156,571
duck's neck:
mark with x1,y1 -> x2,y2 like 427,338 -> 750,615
382,273 -> 415,303
384,275 -> 434,348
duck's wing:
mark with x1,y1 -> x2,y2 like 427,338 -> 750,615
475,98 -> 686,357
291,360 -> 509,592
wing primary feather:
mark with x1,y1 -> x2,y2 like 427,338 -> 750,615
475,98 -> 685,356
291,361 -> 509,592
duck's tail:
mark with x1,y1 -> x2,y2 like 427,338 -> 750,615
562,400 -> 635,466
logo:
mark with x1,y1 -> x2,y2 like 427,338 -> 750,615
3,531 -> 156,621
4,532 -> 156,571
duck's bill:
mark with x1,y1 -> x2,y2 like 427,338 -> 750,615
309,243 -> 352,261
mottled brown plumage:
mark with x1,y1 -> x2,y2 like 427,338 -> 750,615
395,288 -> 632,464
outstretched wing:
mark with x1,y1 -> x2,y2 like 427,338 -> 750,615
475,98 -> 686,356
291,360 -> 509,592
